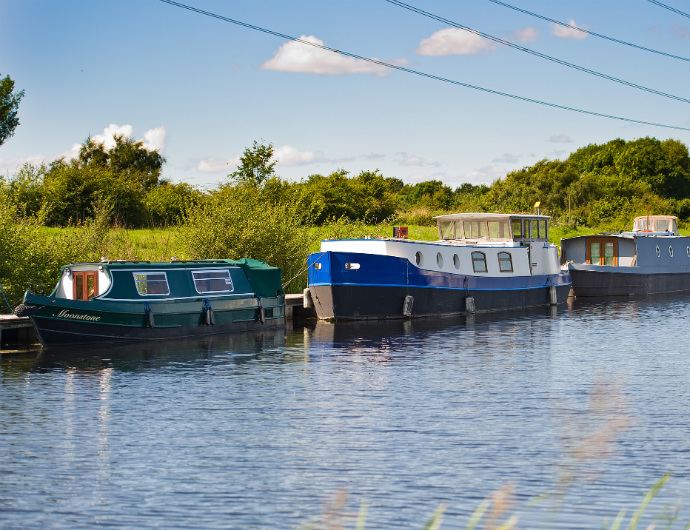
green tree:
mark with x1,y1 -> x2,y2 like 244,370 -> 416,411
0,73 -> 24,146
229,141 -> 276,187
144,181 -> 202,226
181,184 -> 309,291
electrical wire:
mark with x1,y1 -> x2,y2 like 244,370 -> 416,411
157,0 -> 690,132
384,0 -> 690,104
485,0 -> 690,63
646,0 -> 690,20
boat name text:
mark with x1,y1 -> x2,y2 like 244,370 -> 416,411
54,310 -> 101,322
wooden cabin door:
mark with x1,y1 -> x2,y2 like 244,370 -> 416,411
73,271 -> 99,300
586,238 -> 618,266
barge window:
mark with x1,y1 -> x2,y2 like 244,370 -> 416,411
539,220 -> 548,241
530,219 -> 539,240
589,242 -> 601,265
466,221 -> 487,239
192,269 -> 234,294
511,219 -> 523,240
604,243 -> 615,265
133,272 -> 170,296
439,221 -> 455,240
488,221 -> 510,240
498,252 -> 513,273
471,251 -> 488,273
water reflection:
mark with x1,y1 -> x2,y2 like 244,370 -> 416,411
2,296 -> 690,529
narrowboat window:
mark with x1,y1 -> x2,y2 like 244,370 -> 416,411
415,251 -> 423,266
669,245 -> 674,258
192,269 -> 234,294
539,220 -> 547,240
498,252 -> 513,273
656,245 -> 661,258
453,254 -> 460,269
511,219 -> 523,240
471,251 -> 488,273
133,272 -> 170,296
436,252 -> 444,268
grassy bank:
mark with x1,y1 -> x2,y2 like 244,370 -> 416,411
24,223 -> 595,301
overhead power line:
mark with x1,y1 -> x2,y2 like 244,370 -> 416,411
384,0 -> 690,105
646,0 -> 690,19
157,0 -> 690,132
485,0 -> 690,63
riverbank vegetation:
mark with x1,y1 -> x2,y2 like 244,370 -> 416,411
1,135 -> 689,303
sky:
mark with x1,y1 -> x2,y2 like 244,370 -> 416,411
1,0 -> 689,188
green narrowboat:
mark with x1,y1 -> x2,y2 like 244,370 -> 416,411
15,259 -> 285,348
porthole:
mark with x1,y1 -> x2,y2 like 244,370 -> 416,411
345,262 -> 360,270
453,254 -> 460,269
669,246 -> 674,258
436,252 -> 444,268
656,245 -> 661,258
415,251 -> 423,266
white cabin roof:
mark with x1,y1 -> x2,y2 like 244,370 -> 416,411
434,212 -> 551,222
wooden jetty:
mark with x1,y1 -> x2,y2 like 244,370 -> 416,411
0,314 -> 36,350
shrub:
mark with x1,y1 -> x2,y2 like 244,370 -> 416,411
180,184 -> 310,293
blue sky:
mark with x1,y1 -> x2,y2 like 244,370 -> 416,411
1,0 -> 689,188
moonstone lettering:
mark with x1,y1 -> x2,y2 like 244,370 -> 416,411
54,309 -> 101,322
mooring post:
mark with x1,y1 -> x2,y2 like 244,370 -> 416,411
465,296 -> 476,314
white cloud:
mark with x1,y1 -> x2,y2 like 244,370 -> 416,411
491,153 -> 521,164
395,152 -> 441,168
548,134 -> 573,143
513,27 -> 538,43
0,155 -> 47,176
92,123 -> 134,149
197,145 -> 317,173
61,144 -> 82,161
143,126 -> 167,152
263,35 -> 388,75
552,20 -> 588,40
417,28 -> 495,56
87,123 -> 166,153
197,158 -> 237,173
274,145 -> 316,166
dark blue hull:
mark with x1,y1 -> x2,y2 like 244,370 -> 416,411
308,251 -> 571,320
570,267 -> 690,297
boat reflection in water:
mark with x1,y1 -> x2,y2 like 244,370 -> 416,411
27,327 -> 287,373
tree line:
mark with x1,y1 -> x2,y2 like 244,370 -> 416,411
4,136 -> 690,230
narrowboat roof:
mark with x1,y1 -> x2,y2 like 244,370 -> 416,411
63,259 -> 279,271
434,213 -> 551,221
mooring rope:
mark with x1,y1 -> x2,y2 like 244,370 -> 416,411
281,252 -> 327,290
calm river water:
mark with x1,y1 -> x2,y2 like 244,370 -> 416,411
2,297 -> 690,529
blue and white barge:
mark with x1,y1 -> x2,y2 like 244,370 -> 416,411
563,215 -> 690,297
307,213 -> 572,320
